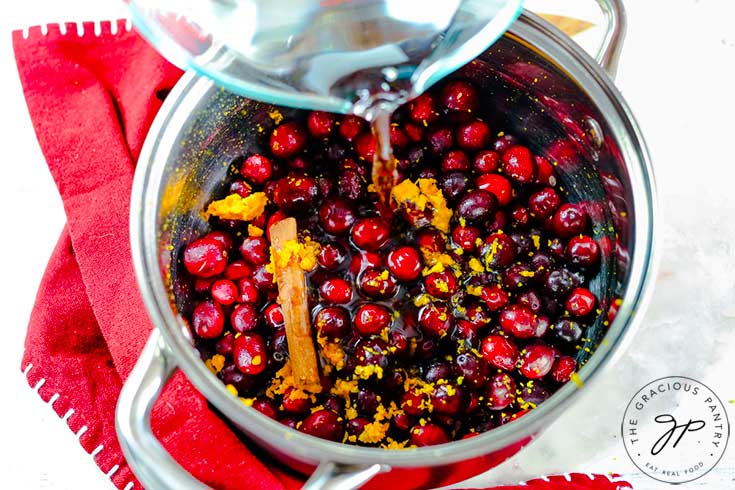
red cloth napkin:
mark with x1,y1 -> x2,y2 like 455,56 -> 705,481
14,20 -> 632,490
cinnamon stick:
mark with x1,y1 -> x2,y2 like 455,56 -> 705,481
269,218 -> 321,391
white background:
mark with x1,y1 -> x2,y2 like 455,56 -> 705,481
0,1 -> 734,489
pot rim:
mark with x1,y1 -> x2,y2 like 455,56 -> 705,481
130,11 -> 658,467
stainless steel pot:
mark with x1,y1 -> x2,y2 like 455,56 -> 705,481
117,2 -> 658,489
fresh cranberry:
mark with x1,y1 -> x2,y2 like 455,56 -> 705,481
534,155 -> 557,186
452,319 -> 480,346
349,251 -> 383,276
451,225 -> 481,252
550,356 -> 576,383
517,289 -> 542,313
482,232 -> 517,268
431,384 -> 464,415
503,263 -> 535,290
529,187 -> 561,219
264,302 -> 284,329
319,277 -> 353,304
351,217 -> 390,251
418,303 -> 452,337
401,389 -> 426,416
339,115 -> 366,141
474,150 -> 500,174
387,246 -> 422,281
224,259 -> 253,280
233,333 -> 267,375
544,267 -> 578,297
441,80 -> 479,112
566,235 -> 599,268
465,301 -> 492,327
183,237 -> 227,278
353,338 -> 390,368
191,300 -> 224,339
533,314 -> 551,338
229,179 -> 252,198
409,93 -> 439,125
240,154 -> 273,185
239,237 -> 269,266
424,271 -> 458,299
315,306 -> 351,339
318,242 -> 348,270
231,303 -> 261,332
390,125 -> 409,149
338,169 -> 367,201
493,133 -> 518,154
439,172 -> 471,202
221,364 -> 258,394
211,279 -> 238,305
499,304 -> 538,339
403,123 -> 424,142
280,417 -> 299,429
501,146 -> 536,184
410,423 -> 450,447
555,317 -> 583,343
319,198 -> 357,235
358,267 -> 398,299
354,132 -> 376,161
428,127 -> 454,154
457,120 -> 491,150
441,150 -> 470,173
424,362 -> 452,383
251,263 -> 276,291
510,205 -> 530,226
354,303 -> 391,336
476,173 -> 513,206
480,284 -> 509,312
457,190 -> 498,223
416,228 -> 446,254
566,287 -> 596,317
346,417 -> 371,437
282,387 -> 312,414
270,121 -> 307,158
486,373 -> 516,410
252,398 -> 279,419
481,335 -> 519,370
519,343 -> 555,379
455,353 -> 490,389
307,111 -> 336,138
274,173 -> 319,211
552,204 -> 588,237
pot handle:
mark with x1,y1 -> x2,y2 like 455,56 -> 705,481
116,329 -> 210,489
592,0 -> 626,77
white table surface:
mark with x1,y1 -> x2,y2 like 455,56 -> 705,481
1,1 -> 733,489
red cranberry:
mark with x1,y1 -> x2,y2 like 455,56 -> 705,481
534,155 -> 557,186
555,317 -> 583,343
550,356 -> 577,383
280,417 -> 299,429
339,115 -> 365,141
251,263 -> 276,291
215,333 -> 235,356
451,225 -> 481,253
270,121 -> 307,158
418,303 -> 452,337
233,333 -> 267,375
338,169 -> 366,201
319,277 -> 353,304
274,173 -> 319,211
231,303 -> 261,332
353,338 -> 390,368
240,154 -> 273,185
229,179 -> 252,198
282,387 -> 312,414
482,232 -> 517,268
424,271 -> 458,299
517,289 -> 542,313
408,94 -> 439,125
416,228 -> 446,254
486,373 -> 516,410
439,172 -> 471,202
480,284 -> 509,312
410,423 -> 449,447
503,263 -> 536,290
401,389 -> 426,416
210,279 -> 238,305
465,302 -> 491,327
206,231 -> 234,253
354,132 -> 376,161
544,268 -> 578,297
319,198 -> 357,235
431,384 -> 464,415
224,260 -> 253,280
499,304 -> 538,339
552,204 -> 588,238
533,314 -> 551,338
390,125 -> 409,149
481,335 -> 519,371
358,267 -> 398,299
346,417 -> 371,437
315,306 -> 351,339
476,173 -> 513,206
510,205 -> 530,226
318,242 -> 348,270
441,150 -> 470,173
566,235 -> 599,268
404,122 -> 424,142
457,190 -> 498,223
194,277 -> 216,294
493,134 -> 518,154
501,146 -> 536,184
455,353 -> 490,389
239,237 -> 269,266
192,300 -> 224,339
457,120 -> 491,150
441,80 -> 479,112
264,302 -> 284,329
428,127 -> 454,154
354,303 -> 391,336
529,187 -> 561,219
387,246 -> 422,281
566,287 -> 596,317
349,251 -> 383,276
183,237 -> 227,278
252,398 -> 279,419
519,343 -> 555,379
307,111 -> 336,138
289,156 -> 311,171
474,150 -> 500,174
221,364 -> 258,394
351,217 -> 390,251
452,319 -> 479,346
424,362 -> 453,383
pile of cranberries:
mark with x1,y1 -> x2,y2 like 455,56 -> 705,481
182,78 -> 605,448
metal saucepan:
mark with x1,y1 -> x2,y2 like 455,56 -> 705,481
117,1 -> 657,489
